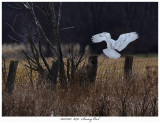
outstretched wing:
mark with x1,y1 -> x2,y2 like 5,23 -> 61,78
112,32 -> 138,51
91,32 -> 111,44
103,48 -> 121,59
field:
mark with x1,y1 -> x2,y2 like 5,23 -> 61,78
2,56 -> 158,116
2,1 -> 158,117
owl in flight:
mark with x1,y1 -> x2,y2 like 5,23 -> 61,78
91,32 -> 139,59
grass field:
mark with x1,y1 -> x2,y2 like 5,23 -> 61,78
2,55 -> 158,116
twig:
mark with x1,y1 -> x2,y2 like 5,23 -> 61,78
20,61 -> 39,71
6,3 -> 23,9
21,2 -> 31,10
7,34 -> 20,42
33,3 -> 47,16
21,50 -> 37,65
5,23 -> 23,38
59,27 -> 75,31
12,15 -> 18,27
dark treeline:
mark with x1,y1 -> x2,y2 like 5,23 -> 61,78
2,2 -> 158,55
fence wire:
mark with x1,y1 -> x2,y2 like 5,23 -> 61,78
3,57 -> 158,84
96,58 -> 158,82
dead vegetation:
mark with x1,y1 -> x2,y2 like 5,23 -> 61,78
2,2 -> 158,116
2,57 -> 158,116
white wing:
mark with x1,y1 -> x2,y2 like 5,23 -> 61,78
112,32 -> 138,51
103,48 -> 121,59
91,32 -> 111,44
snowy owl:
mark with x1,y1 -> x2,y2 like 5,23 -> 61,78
91,32 -> 139,59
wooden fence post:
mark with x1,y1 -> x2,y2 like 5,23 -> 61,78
6,60 -> 19,93
66,58 -> 70,82
48,59 -> 60,87
124,56 -> 134,78
88,56 -> 98,83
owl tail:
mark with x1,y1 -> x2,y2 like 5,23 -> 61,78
103,48 -> 121,59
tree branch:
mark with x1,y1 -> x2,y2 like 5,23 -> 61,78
59,27 -> 75,31
58,2 -> 62,28
7,34 -> 20,42
5,23 -> 24,38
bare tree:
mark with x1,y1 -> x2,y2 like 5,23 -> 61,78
19,2 -> 74,88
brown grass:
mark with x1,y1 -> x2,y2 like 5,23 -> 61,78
2,57 -> 158,116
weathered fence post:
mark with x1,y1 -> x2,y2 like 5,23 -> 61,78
67,58 -> 70,82
88,56 -> 98,83
124,56 -> 134,78
48,59 -> 60,87
2,56 -> 7,86
6,60 -> 19,93
71,59 -> 76,79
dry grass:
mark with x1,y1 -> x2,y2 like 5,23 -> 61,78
2,57 -> 158,116
2,43 -> 27,59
